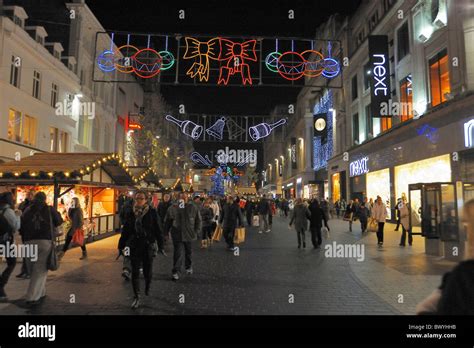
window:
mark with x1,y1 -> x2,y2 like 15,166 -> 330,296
58,131 -> 68,153
8,109 -> 37,146
10,55 -> 21,88
103,126 -> 111,152
36,35 -> 44,45
51,83 -> 58,107
397,22 -> 410,61
352,113 -> 359,145
363,62 -> 371,90
13,16 -> 23,27
50,127 -> 58,152
399,75 -> 413,122
33,71 -> 41,99
54,50 -> 61,59
365,104 -> 373,138
381,117 -> 392,132
92,118 -> 100,151
429,49 -> 450,107
369,10 -> 379,31
352,75 -> 358,101
8,109 -> 22,142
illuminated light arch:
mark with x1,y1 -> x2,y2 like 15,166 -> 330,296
115,45 -> 139,73
131,48 -> 162,78
301,50 -> 324,77
217,39 -> 257,85
276,52 -> 306,81
183,37 -> 221,82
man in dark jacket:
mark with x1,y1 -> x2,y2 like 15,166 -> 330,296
17,190 -> 34,279
219,196 -> 244,251
257,195 -> 271,233
155,193 -> 172,255
308,199 -> 329,249
164,193 -> 202,281
289,198 -> 311,249
245,199 -> 254,226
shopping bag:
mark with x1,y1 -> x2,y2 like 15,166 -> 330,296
343,212 -> 353,221
71,228 -> 85,246
212,224 -> 223,242
321,226 -> 330,239
233,227 -> 246,244
368,218 -> 378,232
252,215 -> 259,227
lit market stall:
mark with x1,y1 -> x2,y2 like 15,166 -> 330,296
128,166 -> 163,206
0,152 -> 139,244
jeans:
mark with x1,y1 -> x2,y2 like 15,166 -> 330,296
360,219 -> 368,232
202,225 -> 214,240
259,214 -> 269,231
310,226 -> 322,247
130,244 -> 153,296
377,222 -> 385,244
297,228 -> 306,247
400,225 -> 413,246
25,240 -> 52,302
172,240 -> 192,274
0,255 -> 17,288
223,226 -> 235,248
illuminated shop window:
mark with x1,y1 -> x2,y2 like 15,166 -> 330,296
399,74 -> 413,122
381,117 -> 392,132
429,49 -> 450,107
8,109 -> 36,146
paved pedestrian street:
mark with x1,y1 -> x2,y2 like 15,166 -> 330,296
0,215 -> 456,315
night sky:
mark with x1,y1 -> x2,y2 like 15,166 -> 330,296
86,0 -> 360,115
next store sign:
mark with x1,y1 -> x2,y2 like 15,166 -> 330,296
349,157 -> 369,177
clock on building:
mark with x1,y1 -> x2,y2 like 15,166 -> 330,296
314,117 -> 326,131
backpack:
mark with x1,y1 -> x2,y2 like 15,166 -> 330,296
0,207 -> 14,244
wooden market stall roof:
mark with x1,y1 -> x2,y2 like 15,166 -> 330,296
128,166 -> 162,188
0,152 -> 138,186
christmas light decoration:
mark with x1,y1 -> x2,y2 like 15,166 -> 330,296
165,114 -> 203,140
97,33 -> 116,72
313,90 -> 334,171
217,39 -> 257,85
322,42 -> 340,79
206,117 -> 226,140
159,36 -> 175,71
190,152 -> 213,166
226,118 -> 246,140
249,119 -> 287,141
183,37 -> 220,82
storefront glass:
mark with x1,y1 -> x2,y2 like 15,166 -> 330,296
394,154 -> 451,201
366,168 -> 391,219
332,173 -> 341,201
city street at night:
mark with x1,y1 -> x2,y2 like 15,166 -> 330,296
0,0 -> 474,345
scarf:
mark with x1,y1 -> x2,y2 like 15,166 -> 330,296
133,204 -> 149,238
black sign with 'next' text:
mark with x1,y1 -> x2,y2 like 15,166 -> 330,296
368,35 -> 391,118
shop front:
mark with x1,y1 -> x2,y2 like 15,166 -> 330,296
0,152 -> 139,244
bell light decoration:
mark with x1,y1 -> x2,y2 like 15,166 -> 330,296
165,114 -> 203,140
206,117 -> 226,140
249,119 -> 287,141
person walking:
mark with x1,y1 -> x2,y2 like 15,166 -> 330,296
245,199 -> 254,226
344,200 -> 357,232
372,196 -> 388,247
20,192 -> 63,306
157,193 -> 172,244
289,198 -> 311,249
58,197 -> 86,260
320,198 -> 330,222
335,200 -> 340,219
308,199 -> 329,249
394,198 -> 402,231
119,196 -> 134,280
200,199 -> 214,248
219,196 -> 244,251
0,192 -> 21,301
257,195 -> 271,233
358,202 -> 369,233
118,191 -> 161,309
164,193 -> 202,281
399,198 -> 413,246
16,191 -> 34,279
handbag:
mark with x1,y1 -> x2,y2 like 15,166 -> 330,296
252,215 -> 259,227
212,224 -> 223,242
321,226 -> 330,239
233,227 -> 246,244
71,228 -> 85,246
343,212 -> 353,221
368,217 -> 378,232
47,207 -> 60,271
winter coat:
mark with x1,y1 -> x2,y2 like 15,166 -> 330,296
257,199 -> 271,215
437,260 -> 474,315
118,205 -> 161,250
67,207 -> 84,236
399,203 -> 410,230
372,202 -> 388,223
0,204 -> 20,243
157,200 -> 172,224
164,202 -> 202,242
358,206 -> 369,222
200,206 -> 214,228
20,203 -> 63,241
308,201 -> 328,229
219,202 -> 244,230
210,201 -> 220,222
289,204 -> 311,231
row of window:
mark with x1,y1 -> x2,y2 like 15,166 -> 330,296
7,108 -> 68,152
10,56 -> 60,107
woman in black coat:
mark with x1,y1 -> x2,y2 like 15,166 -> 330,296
308,199 -> 329,249
200,199 -> 214,248
59,197 -> 86,260
118,191 -> 161,309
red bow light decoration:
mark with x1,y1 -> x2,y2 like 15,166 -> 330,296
218,39 -> 257,85
183,37 -> 221,82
